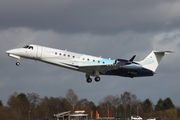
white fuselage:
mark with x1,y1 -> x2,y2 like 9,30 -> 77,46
6,44 -> 172,83
6,44 -> 115,76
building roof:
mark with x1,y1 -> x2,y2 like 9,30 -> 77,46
70,113 -> 88,117
54,111 -> 71,117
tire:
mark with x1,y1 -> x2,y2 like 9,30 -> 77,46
95,77 -> 100,82
16,62 -> 20,66
86,78 -> 92,83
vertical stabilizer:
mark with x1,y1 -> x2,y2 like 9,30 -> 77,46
140,50 -> 173,72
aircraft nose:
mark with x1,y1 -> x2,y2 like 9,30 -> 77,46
6,49 -> 13,54
6,50 -> 11,54
6,49 -> 18,54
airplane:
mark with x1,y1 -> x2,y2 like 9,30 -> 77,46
6,44 -> 173,83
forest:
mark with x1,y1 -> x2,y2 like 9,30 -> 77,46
0,89 -> 179,120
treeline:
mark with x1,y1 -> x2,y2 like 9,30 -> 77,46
0,89 -> 180,120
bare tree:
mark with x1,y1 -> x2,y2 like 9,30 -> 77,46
7,92 -> 30,120
27,93 -> 40,119
66,89 -> 78,110
75,98 -> 95,115
61,98 -> 73,111
99,95 -> 120,117
120,91 -> 138,117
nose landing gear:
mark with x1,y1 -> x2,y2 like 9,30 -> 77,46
16,59 -> 20,66
16,62 -> 20,66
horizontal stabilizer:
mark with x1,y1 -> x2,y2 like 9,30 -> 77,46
154,50 -> 174,55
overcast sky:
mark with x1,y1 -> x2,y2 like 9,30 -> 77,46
0,0 -> 180,106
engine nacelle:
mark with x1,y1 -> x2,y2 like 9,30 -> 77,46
115,55 -> 136,65
114,58 -> 142,70
114,59 -> 131,65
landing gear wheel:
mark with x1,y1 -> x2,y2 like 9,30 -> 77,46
86,78 -> 92,83
16,62 -> 20,66
95,76 -> 101,82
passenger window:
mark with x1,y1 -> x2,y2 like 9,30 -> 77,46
73,56 -> 75,58
59,53 -> 61,55
68,55 -> 70,57
64,54 -> 66,56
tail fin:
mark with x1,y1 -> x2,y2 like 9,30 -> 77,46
140,50 -> 173,72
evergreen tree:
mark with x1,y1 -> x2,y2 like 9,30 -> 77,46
143,98 -> 153,113
155,98 -> 163,111
155,98 -> 174,111
0,100 -> 3,106
163,97 -> 174,110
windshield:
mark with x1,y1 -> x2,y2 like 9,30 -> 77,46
23,45 -> 29,48
23,45 -> 34,50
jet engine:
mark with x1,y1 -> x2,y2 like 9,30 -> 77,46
114,59 -> 131,65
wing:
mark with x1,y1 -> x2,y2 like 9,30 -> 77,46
78,55 -> 137,76
78,63 -> 125,76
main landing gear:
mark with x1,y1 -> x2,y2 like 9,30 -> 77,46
86,77 -> 92,83
95,76 -> 100,82
86,74 -> 101,83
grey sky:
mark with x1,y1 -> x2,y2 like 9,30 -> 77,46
0,0 -> 180,106
1,0 -> 180,34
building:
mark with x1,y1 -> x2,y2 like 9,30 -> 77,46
53,111 -> 88,120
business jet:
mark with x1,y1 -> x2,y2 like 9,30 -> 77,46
6,44 -> 173,83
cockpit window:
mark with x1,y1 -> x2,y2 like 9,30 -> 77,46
28,46 -> 33,50
23,45 -> 33,50
23,45 -> 29,48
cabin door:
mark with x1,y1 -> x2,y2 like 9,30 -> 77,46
36,46 -> 42,58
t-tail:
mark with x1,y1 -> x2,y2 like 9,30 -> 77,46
139,50 -> 173,73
